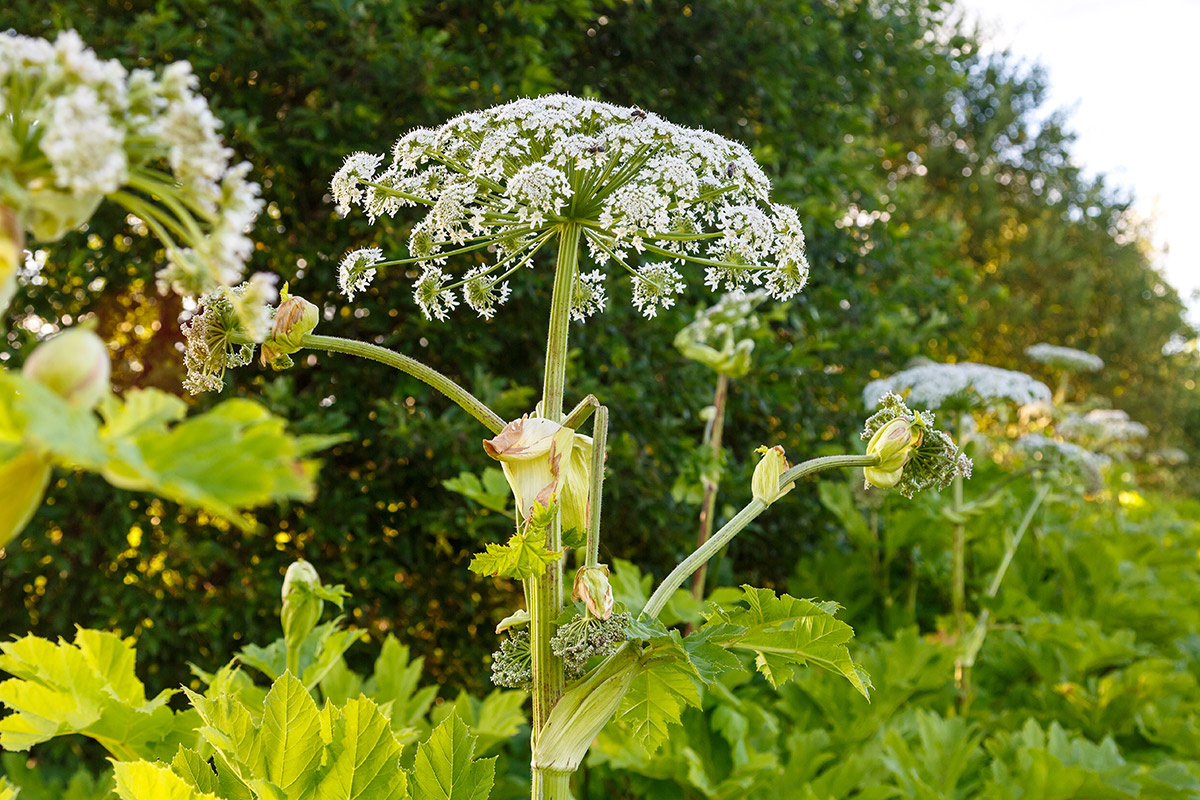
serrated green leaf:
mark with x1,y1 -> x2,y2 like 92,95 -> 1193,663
615,646 -> 703,752
310,696 -> 407,800
432,690 -> 527,756
0,752 -> 115,800
259,673 -> 323,792
112,761 -> 221,800
409,712 -> 496,800
0,629 -> 195,759
363,637 -> 438,741
0,374 -> 340,539
170,747 -> 225,797
468,527 -> 561,581
705,586 -> 870,697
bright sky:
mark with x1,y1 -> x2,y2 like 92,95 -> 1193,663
956,0 -> 1200,323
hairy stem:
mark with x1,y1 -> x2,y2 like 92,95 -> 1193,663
691,373 -> 730,603
299,334 -> 504,433
586,406 -> 609,568
959,481 -> 1050,715
643,454 -> 880,619
952,410 -> 969,695
530,223 -> 581,799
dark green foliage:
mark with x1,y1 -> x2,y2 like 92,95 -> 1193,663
1,0 -> 1195,709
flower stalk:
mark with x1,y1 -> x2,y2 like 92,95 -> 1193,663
691,373 -> 729,602
299,334 -> 504,434
643,454 -> 881,620
530,223 -> 581,799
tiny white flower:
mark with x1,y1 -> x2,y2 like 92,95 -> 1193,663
412,266 -> 459,321
631,264 -> 686,318
331,152 -> 383,215
339,247 -> 383,301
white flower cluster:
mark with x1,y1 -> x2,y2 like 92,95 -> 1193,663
0,30 -> 262,295
1025,343 -> 1104,373
863,362 -> 1052,412
1017,433 -> 1109,492
181,273 -> 279,394
331,94 -> 810,321
1058,408 -> 1149,444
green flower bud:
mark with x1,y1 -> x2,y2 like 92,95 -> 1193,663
859,392 -> 972,498
483,415 -> 576,521
260,293 -> 319,368
0,204 -> 21,317
863,417 -> 921,489
751,445 -> 794,505
25,186 -> 104,242
559,433 -> 593,535
281,559 -> 323,667
22,327 -> 111,410
0,449 -> 53,550
572,565 -> 614,620
532,644 -> 640,773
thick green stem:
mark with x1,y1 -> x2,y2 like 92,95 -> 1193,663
959,481 -> 1050,714
643,454 -> 880,619
541,224 -> 581,421
299,334 -> 504,433
951,473 -> 966,646
529,224 -> 581,800
691,373 -> 730,602
532,772 -> 571,800
962,482 -> 1051,668
585,406 -> 608,568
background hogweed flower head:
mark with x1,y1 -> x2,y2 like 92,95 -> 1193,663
861,392 -> 972,498
863,362 -> 1052,412
1017,433 -> 1109,493
1025,343 -> 1105,373
1058,408 -> 1149,446
0,30 -> 262,296
330,94 -> 810,320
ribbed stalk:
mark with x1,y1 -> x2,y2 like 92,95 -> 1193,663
299,334 -> 504,433
691,372 -> 730,602
643,454 -> 880,620
530,223 -> 581,800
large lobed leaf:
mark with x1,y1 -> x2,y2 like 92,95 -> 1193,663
409,712 -> 495,800
704,586 -> 872,697
0,628 -> 196,760
0,372 -> 341,543
114,674 -> 496,800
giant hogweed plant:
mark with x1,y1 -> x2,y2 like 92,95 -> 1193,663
159,95 -> 971,799
860,352 -> 1123,706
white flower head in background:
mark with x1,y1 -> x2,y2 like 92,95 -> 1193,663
1058,408 -> 1149,446
1017,433 -> 1109,494
863,362 -> 1052,412
1025,343 -> 1104,373
330,95 -> 810,321
0,30 -> 263,299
